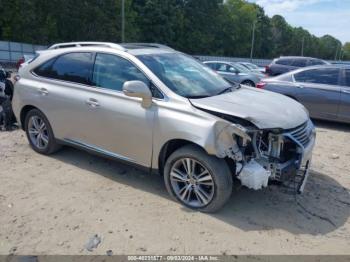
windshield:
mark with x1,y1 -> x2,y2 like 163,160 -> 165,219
137,53 -> 232,98
244,63 -> 258,70
232,63 -> 250,73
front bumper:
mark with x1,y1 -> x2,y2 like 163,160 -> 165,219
275,124 -> 316,192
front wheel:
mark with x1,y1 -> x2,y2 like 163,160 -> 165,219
164,145 -> 233,213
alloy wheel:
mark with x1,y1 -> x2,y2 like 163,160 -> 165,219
28,115 -> 49,150
170,158 -> 215,208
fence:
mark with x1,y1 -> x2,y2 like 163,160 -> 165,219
1,40 -> 349,68
0,40 -> 47,63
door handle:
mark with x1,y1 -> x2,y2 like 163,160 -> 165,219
86,98 -> 100,108
341,89 -> 350,94
296,84 -> 304,88
38,88 -> 49,95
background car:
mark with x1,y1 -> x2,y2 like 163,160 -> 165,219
257,65 -> 350,123
265,56 -> 329,76
204,61 -> 264,87
16,54 -> 35,70
237,62 -> 265,74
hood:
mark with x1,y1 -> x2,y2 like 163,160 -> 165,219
190,86 -> 309,129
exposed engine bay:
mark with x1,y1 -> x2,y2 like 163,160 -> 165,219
212,112 -> 316,192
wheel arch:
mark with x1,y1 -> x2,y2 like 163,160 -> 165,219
241,79 -> 255,87
20,105 -> 39,130
157,139 -> 206,175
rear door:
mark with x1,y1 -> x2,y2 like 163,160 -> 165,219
293,67 -> 341,120
32,52 -> 95,141
338,68 -> 350,122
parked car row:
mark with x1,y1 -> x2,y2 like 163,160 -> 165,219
258,64 -> 350,123
202,56 -> 349,124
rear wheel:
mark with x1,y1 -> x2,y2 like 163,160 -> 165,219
24,109 -> 61,155
164,145 -> 233,213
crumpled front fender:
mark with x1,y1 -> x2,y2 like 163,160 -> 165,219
211,121 -> 251,160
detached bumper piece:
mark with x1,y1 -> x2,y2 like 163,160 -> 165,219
278,160 -> 311,195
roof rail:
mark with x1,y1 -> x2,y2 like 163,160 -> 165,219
121,43 -> 174,50
48,42 -> 126,51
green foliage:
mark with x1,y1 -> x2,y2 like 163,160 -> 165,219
0,0 -> 346,60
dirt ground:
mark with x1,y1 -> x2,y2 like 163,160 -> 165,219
0,120 -> 349,255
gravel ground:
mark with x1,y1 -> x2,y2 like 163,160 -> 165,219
0,120 -> 349,255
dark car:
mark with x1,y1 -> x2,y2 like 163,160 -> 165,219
265,56 -> 329,76
257,65 -> 350,123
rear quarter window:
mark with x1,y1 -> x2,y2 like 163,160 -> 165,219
33,52 -> 94,85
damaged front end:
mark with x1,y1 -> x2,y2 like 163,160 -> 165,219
214,117 -> 316,193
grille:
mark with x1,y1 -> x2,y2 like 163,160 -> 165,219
288,121 -> 312,147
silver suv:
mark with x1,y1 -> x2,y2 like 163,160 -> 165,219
12,42 -> 316,212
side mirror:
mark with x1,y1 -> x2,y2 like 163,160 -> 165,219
123,80 -> 152,108
5,71 -> 11,79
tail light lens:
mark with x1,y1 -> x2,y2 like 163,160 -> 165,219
256,82 -> 266,89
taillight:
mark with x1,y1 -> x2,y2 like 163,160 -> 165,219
256,82 -> 266,89
265,65 -> 270,73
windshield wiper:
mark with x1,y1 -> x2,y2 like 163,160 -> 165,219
186,95 -> 210,99
216,87 -> 232,95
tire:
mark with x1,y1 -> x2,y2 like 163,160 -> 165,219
164,145 -> 233,213
241,80 -> 255,87
24,109 -> 61,155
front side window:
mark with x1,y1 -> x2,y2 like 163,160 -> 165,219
137,53 -> 232,98
294,68 -> 340,85
34,52 -> 94,85
92,53 -> 150,92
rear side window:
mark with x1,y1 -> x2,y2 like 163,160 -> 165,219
291,59 -> 307,67
275,59 -> 292,66
294,68 -> 340,85
344,69 -> 350,87
34,52 -> 94,85
309,59 -> 324,66
92,53 -> 150,92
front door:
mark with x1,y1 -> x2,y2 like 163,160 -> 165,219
80,52 -> 155,167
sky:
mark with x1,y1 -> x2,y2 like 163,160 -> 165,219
247,0 -> 350,44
